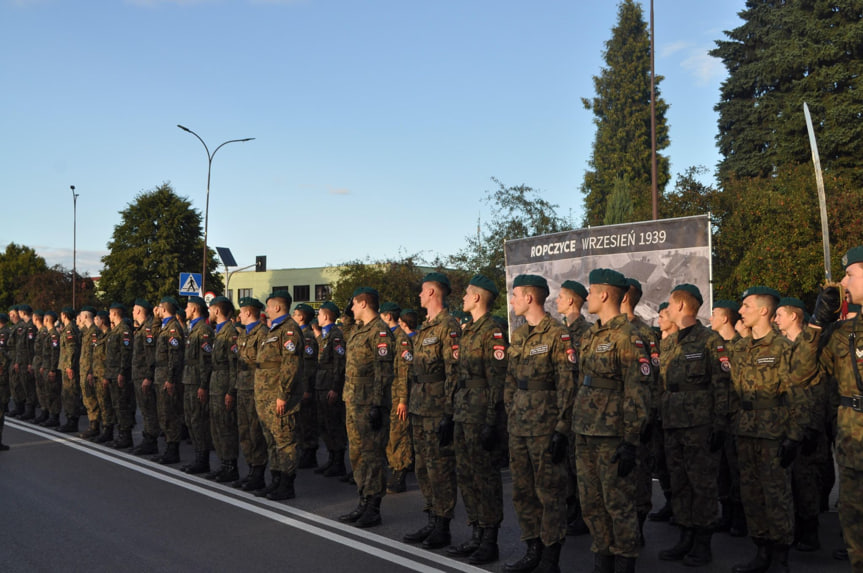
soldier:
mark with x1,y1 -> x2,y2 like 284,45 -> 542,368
292,303 -> 320,470
657,284 -> 730,566
313,301 -> 348,478
730,286 -> 808,573
0,313 -> 10,450
90,310 -> 114,443
39,311 -> 62,428
402,273 -> 460,549
56,308 -> 81,433
234,297 -> 268,491
338,287 -> 394,528
12,304 -> 38,420
182,295 -> 214,474
379,301 -> 413,494
5,306 -> 20,416
648,301 -> 677,523
207,296 -> 240,483
574,268 -> 651,573
446,275 -> 507,565
32,310 -> 48,423
253,290 -> 305,501
151,297 -> 185,465
76,306 -> 101,437
103,303 -> 134,448
131,299 -> 160,455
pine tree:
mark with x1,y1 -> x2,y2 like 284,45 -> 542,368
603,176 -> 634,225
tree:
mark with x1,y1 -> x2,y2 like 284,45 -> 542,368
331,255 -> 425,315
16,265 -> 100,311
99,183 -> 223,306
0,243 -> 48,309
603,176 -> 634,225
711,1 -> 863,185
581,0 -> 670,225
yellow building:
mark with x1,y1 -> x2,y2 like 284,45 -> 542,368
224,266 -> 340,309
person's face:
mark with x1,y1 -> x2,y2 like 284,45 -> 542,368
462,288 -> 476,314
709,308 -> 725,331
419,283 -> 434,310
33,315 -> 43,328
555,291 -> 569,315
586,284 -> 603,315
109,309 -> 121,327
739,296 -> 761,329
292,309 -> 304,325
657,309 -> 672,332
209,305 -> 218,323
398,318 -> 410,333
842,263 -> 863,305
510,287 -> 529,318
266,299 -> 279,317
773,306 -> 797,335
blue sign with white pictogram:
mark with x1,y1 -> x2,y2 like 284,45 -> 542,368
179,273 -> 203,296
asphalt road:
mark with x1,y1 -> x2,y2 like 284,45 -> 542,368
0,418 -> 850,572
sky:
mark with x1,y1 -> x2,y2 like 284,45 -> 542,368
0,0 -> 745,278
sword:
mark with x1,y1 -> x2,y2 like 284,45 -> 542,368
803,102 -> 832,282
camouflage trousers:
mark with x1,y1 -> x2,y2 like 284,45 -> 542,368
96,379 -> 115,427
455,421 -> 503,527
664,425 -> 719,529
155,383 -> 184,443
386,402 -> 413,472
39,370 -> 62,415
510,433 -> 567,546
838,465 -> 863,571
298,394 -> 319,452
737,436 -> 793,544
792,435 -> 827,520
183,385 -> 211,452
209,393 -> 238,462
575,434 -> 639,558
12,366 -> 35,406
652,425 -> 671,495
34,368 -> 48,410
315,390 -> 347,452
255,392 -> 298,474
635,434 -> 653,516
61,372 -> 79,421
237,389 -> 267,467
718,433 -> 742,504
0,370 -> 9,411
347,402 -> 388,498
132,377 -> 160,438
411,414 -> 457,518
109,377 -> 134,431
79,374 -> 100,422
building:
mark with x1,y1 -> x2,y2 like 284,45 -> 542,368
224,266 -> 340,309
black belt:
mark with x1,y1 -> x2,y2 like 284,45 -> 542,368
415,373 -> 446,384
458,378 -> 487,389
582,375 -> 620,390
666,382 -> 707,392
840,395 -> 863,412
740,395 -> 786,411
212,366 -> 230,372
517,379 -> 555,391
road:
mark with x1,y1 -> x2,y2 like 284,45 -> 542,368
0,419 -> 849,572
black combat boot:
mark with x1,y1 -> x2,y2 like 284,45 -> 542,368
33,409 -> 48,424
324,450 -> 347,477
183,450 -> 210,474
40,413 -> 60,428
765,544 -> 789,573
403,512 -> 436,543
339,496 -> 369,523
533,542 -> 562,573
387,468 -> 407,493
110,429 -> 133,449
446,524 -> 482,557
254,471 -> 281,497
613,556 -> 636,573
267,472 -> 296,500
216,460 -> 239,483
566,499 -> 590,535
20,403 -> 36,420
503,538 -> 543,573
730,502 -> 748,537
154,441 -> 180,464
794,516 -> 820,552
355,496 -> 382,528
93,424 -> 114,444
297,448 -> 317,469
659,527 -> 694,561
10,401 -> 25,418
78,419 -> 98,438
241,466 -> 267,491
58,416 -> 80,434
314,450 -> 334,474
732,538 -> 772,573
592,552 -> 614,573
683,528 -> 713,566
132,433 -> 159,456
649,495 -> 674,522
468,527 -> 499,565
422,516 -> 451,549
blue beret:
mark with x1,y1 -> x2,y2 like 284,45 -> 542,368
513,274 -> 549,294
560,280 -> 588,300
842,246 -> 863,269
741,286 -> 780,301
672,283 -> 703,306
588,268 -> 628,288
34,309 -> 45,317
469,274 -> 499,297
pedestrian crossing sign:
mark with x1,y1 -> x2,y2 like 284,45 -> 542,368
179,272 -> 202,296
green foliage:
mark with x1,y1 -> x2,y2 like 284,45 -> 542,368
16,266 -> 100,311
581,0 -> 670,225
331,255 -> 425,315
603,176 -> 634,225
0,243 -> 48,309
711,0 -> 863,185
98,183 -> 224,306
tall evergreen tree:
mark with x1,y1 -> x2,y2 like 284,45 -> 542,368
581,0 -> 670,226
603,176 -> 634,225
99,183 -> 223,305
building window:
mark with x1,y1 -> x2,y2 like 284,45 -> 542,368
238,288 -> 253,300
293,284 -> 310,302
315,284 -> 331,301
273,285 -> 290,293
226,289 -> 233,302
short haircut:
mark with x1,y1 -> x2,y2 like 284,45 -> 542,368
382,309 -> 401,322
401,309 -> 418,331
160,302 -> 177,315
670,289 -> 702,312
354,291 -> 379,312
294,306 -> 314,324
599,284 -> 626,304
467,284 -> 496,306
754,294 -> 778,319
245,305 -> 262,320
715,306 -> 740,325
778,304 -> 804,324
213,300 -> 234,318
318,306 -> 337,322
626,285 -> 642,307
523,286 -> 548,306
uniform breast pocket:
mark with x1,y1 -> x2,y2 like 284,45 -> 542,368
685,357 -> 706,379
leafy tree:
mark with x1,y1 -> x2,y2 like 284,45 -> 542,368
711,1 -> 863,184
331,255 -> 425,315
16,266 -> 99,311
99,183 -> 223,306
0,243 -> 48,309
603,176 -> 634,225
581,0 -> 670,225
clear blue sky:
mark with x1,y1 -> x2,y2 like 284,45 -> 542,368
0,0 -> 745,277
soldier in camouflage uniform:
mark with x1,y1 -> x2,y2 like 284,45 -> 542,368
0,313 -> 10,450
234,297 -> 268,491
206,296 -> 240,483
6,306 -> 21,416
57,308 -> 81,434
76,306 -> 101,437
338,287 -> 394,528
182,296 -> 214,474
131,299 -> 160,455
445,275 -> 507,565
39,311 -> 62,428
151,297 -> 185,465
293,303 -> 320,469
379,302 -> 413,493
103,303 -> 134,448
253,290 -> 305,501
731,286 -> 810,573
314,301 -> 348,478
32,310 -> 48,423
648,301 -> 677,524
574,268 -> 651,573
90,310 -> 114,443
12,304 -> 38,420
402,273 -> 460,549
656,284 -> 730,566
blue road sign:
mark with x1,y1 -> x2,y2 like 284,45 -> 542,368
179,272 -> 203,296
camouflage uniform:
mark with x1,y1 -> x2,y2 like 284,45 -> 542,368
154,316 -> 185,444
59,321 -> 80,422
254,314 -> 304,475
454,313 -> 507,528
574,313 -> 651,559
298,324 -> 320,460
209,320 -> 239,464
237,321 -> 267,468
131,315 -> 160,440
41,325 -> 62,418
0,323 -> 10,440
565,315 -> 593,528
506,313 -> 575,546
387,326 -> 413,473
13,319 -> 37,412
90,328 -> 114,428
409,309 -> 460,519
630,316 -> 660,523
717,332 -> 745,532
104,320 -> 134,433
183,317 -> 214,454
315,324 -> 347,453
78,323 -> 100,424
33,325 -> 47,414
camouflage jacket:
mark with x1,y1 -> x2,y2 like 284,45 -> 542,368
315,324 -> 346,394
631,315 -> 661,411
409,309 -> 460,418
183,318 -> 214,389
42,326 -> 61,372
90,328 -> 108,380
300,324 -> 318,394
659,322 -> 731,430
391,327 -> 413,406
210,321 -> 238,396
131,316 -> 159,381
104,321 -> 133,380
819,315 -> 863,470
0,324 -> 10,372
730,328 -> 804,441
154,316 -> 185,386
344,316 -> 394,407
784,324 -> 824,434
505,313 -> 575,437
254,314 -> 305,408
33,326 -> 48,371
78,324 -> 97,377
573,313 -> 651,444
455,312 -> 508,426
14,320 -> 36,365
59,322 -> 80,373
236,321 -> 264,392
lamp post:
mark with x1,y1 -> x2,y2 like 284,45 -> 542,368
226,263 -> 257,303
177,124 -> 254,294
70,185 -> 79,308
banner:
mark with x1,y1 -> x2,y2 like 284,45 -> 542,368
504,215 -> 712,330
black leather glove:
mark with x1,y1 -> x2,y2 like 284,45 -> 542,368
548,431 -> 568,464
437,415 -> 454,447
610,441 -> 637,477
778,438 -> 800,469
368,405 -> 383,431
343,302 -> 354,320
811,286 -> 842,327
708,429 -> 727,453
801,427 -> 821,456
479,424 -> 498,452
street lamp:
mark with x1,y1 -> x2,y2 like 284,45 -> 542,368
70,185 -> 79,308
177,124 -> 254,294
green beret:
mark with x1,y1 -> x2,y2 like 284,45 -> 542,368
560,280 -> 588,300
513,274 -> 549,294
61,306 -> 76,316
713,299 -> 740,313
379,301 -> 401,314
187,295 -> 207,309
741,285 -> 780,301
45,311 -> 58,320
848,303 -> 861,314
18,304 -> 33,314
658,302 -> 669,312
133,298 -> 153,311
842,246 -> 863,269
0,313 -> 8,322
588,268 -> 628,288
401,308 -> 417,316
267,290 -> 292,305
210,296 -> 232,307
96,310 -> 109,320
110,302 -> 126,312
422,272 -> 451,295
320,301 -> 340,318
159,296 -> 180,309
34,309 -> 45,317
352,286 -> 379,299
626,278 -> 642,294
176,308 -> 186,321
778,297 -> 807,312
469,274 -> 499,297
294,303 -> 314,314
239,297 -> 264,310
672,283 -> 703,306
8,305 -> 18,312
81,305 -> 98,315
